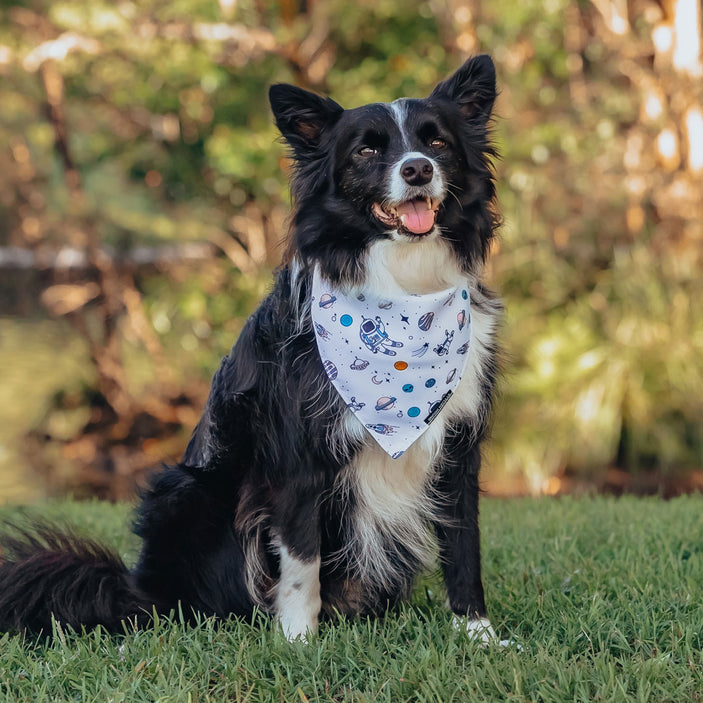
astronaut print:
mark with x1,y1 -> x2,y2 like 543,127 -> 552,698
311,267 -> 473,458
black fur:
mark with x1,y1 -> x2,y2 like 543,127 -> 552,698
0,56 -> 502,636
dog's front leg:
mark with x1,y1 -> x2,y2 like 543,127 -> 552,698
435,433 -> 496,643
271,486 -> 322,642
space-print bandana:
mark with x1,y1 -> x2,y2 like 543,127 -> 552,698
311,267 -> 472,458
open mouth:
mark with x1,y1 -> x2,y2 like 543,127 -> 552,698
372,197 -> 440,236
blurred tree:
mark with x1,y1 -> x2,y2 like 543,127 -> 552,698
0,0 -> 701,498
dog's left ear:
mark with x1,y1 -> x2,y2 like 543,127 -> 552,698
269,84 -> 344,156
429,55 -> 496,123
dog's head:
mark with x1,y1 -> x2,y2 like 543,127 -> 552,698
270,56 -> 498,285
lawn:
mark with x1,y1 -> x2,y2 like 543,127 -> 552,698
0,496 -> 701,702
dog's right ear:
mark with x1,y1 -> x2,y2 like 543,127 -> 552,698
269,84 -> 343,156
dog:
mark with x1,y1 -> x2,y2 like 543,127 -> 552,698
0,56 -> 502,643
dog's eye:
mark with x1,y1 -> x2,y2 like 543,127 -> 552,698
358,147 -> 378,157
429,138 -> 447,150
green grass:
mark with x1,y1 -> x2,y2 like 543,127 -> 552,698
1,496 -> 702,702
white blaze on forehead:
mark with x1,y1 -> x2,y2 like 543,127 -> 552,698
389,99 -> 411,150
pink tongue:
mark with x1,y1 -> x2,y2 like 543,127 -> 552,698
396,200 -> 435,234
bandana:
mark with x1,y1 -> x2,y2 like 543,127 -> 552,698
311,268 -> 472,458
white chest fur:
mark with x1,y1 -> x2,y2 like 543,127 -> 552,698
330,237 -> 501,591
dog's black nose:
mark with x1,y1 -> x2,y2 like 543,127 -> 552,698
400,157 -> 434,186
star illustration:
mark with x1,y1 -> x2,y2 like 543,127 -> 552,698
400,314 -> 410,323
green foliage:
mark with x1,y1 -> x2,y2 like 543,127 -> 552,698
0,0 -> 701,495
1,496 -> 702,701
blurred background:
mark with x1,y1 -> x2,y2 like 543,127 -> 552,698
0,0 -> 701,503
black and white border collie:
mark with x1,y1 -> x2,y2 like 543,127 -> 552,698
0,56 -> 503,643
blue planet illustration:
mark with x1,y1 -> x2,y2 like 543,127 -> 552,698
425,378 -> 436,388
375,396 -> 397,411
340,314 -> 353,327
418,312 -> 435,331
407,406 -> 421,418
323,360 -> 338,380
319,293 -> 336,309
462,289 -> 468,300
402,383 -> 414,393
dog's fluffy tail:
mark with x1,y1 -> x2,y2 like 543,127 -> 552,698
0,521 -> 147,634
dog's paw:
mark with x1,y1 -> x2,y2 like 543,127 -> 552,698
276,611 -> 318,643
452,616 -> 522,649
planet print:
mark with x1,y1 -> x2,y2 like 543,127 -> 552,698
425,378 -> 436,388
394,360 -> 408,371
418,312 -> 435,331
402,384 -> 414,393
375,396 -> 397,411
457,309 -> 467,331
462,289 -> 468,300
323,360 -> 338,380
407,406 -> 421,418
319,293 -> 336,309
446,368 -> 457,383
340,314 -> 353,327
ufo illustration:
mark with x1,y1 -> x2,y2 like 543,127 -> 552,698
350,356 -> 370,370
457,309 -> 467,331
318,293 -> 336,309
374,396 -> 397,411
418,312 -> 435,331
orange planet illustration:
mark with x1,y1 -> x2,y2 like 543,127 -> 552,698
394,361 -> 408,371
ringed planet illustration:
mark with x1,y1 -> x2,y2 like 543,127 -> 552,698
318,293 -> 336,309
375,396 -> 397,411
457,309 -> 467,331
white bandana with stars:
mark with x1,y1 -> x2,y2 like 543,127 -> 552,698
311,267 -> 472,458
